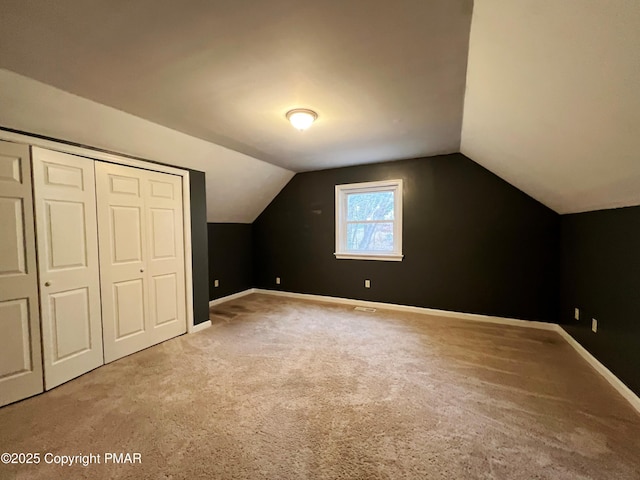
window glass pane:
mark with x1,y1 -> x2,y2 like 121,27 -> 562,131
346,222 -> 394,252
347,191 -> 394,221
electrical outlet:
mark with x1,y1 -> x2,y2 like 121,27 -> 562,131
364,279 -> 371,288
276,277 -> 281,285
214,279 -> 219,288
592,318 -> 598,333
574,307 -> 580,320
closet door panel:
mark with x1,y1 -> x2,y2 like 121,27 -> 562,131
33,147 -> 104,389
0,141 -> 43,407
97,163 -> 186,363
145,171 -> 186,343
96,162 -> 150,363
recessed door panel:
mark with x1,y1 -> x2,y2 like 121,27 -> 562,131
111,206 -> 143,263
0,153 -> 21,184
114,279 -> 145,339
152,274 -> 178,326
110,175 -> 139,196
43,162 -> 84,189
0,197 -> 26,276
50,288 -> 91,362
0,141 -> 43,408
150,208 -> 176,259
46,201 -> 87,269
149,180 -> 174,199
33,147 -> 104,390
0,299 -> 31,379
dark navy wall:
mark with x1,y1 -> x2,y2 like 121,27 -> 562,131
208,223 -> 253,300
188,170 -> 210,325
253,154 -> 561,322
561,206 -> 640,396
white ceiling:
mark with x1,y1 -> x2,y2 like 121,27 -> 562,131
0,0 -> 473,172
462,0 -> 640,214
1,0 -> 639,216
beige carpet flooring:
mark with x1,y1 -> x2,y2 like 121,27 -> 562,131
1,293 -> 639,479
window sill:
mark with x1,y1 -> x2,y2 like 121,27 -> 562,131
334,253 -> 404,262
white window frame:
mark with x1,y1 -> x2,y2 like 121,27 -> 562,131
334,179 -> 403,262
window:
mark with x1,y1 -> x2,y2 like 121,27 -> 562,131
334,179 -> 403,261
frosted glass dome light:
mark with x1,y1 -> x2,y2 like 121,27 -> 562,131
286,109 -> 318,131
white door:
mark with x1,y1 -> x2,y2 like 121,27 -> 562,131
96,162 -> 186,363
0,141 -> 43,407
32,148 -> 104,389
145,169 -> 187,346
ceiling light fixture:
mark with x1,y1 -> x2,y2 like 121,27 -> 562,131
286,108 -> 318,131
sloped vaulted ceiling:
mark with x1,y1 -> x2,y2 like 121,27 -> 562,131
0,69 -> 294,223
462,0 -> 640,214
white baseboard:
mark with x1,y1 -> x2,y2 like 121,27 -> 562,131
190,320 -> 212,333
253,288 -> 557,330
554,326 -> 640,414
209,288 -> 256,307
252,288 -> 640,415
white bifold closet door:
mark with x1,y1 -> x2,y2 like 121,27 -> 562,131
95,162 -> 186,363
0,141 -> 43,407
32,148 -> 104,390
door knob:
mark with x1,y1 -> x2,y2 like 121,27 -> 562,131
44,281 -> 51,287
140,268 -> 145,272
